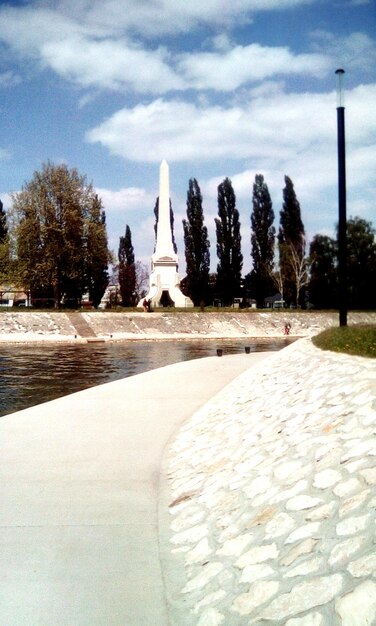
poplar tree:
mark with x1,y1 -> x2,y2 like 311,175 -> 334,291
153,198 -> 177,254
85,195 -> 110,308
182,178 -> 210,306
278,176 -> 306,306
215,178 -> 243,305
0,200 -> 10,282
118,224 -> 136,307
0,200 -> 7,241
249,174 -> 275,307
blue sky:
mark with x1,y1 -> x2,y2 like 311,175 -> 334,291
0,0 -> 375,274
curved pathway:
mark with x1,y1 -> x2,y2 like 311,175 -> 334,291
0,351 -> 269,626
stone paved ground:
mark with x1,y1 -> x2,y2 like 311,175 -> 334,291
162,338 -> 376,626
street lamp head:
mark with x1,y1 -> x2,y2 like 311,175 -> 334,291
335,69 -> 345,108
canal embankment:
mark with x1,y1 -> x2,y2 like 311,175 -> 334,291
0,310 -> 375,343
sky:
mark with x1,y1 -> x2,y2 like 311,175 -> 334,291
0,0 -> 375,274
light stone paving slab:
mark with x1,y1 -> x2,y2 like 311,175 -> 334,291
160,338 -> 376,625
335,580 -> 376,626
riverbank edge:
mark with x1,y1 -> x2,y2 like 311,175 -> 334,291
0,310 -> 375,343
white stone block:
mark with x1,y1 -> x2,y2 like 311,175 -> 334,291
285,522 -> 321,544
216,532 -> 253,557
328,535 -> 367,566
339,490 -> 370,518
286,495 -> 323,511
170,523 -> 208,545
232,580 -> 279,615
281,538 -> 319,566
347,553 -> 376,578
239,563 -> 275,583
333,478 -> 361,497
313,468 -> 341,489
185,538 -> 212,565
305,501 -> 337,521
335,580 -> 376,625
336,514 -> 370,536
258,574 -> 343,620
284,556 -> 324,578
274,460 -> 303,481
236,543 -> 279,568
265,512 -> 296,538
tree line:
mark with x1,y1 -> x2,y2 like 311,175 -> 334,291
177,173 -> 376,310
1,161 -> 375,310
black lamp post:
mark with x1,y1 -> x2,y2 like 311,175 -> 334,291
336,69 -> 347,327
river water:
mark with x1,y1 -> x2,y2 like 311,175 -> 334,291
0,338 -> 293,417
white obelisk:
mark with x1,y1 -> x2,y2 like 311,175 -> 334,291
154,160 -> 176,260
139,161 -> 193,309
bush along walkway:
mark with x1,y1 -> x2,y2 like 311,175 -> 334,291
161,338 -> 376,626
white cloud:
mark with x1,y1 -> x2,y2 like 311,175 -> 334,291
87,86 -> 376,194
86,89 -> 339,164
41,37 -> 182,93
177,44 -> 330,91
41,0 -> 316,37
0,6 -> 183,94
0,2 -> 328,95
0,6 -> 85,58
310,31 -> 376,74
96,186 -> 155,213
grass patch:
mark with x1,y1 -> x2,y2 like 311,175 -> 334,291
312,325 -> 376,358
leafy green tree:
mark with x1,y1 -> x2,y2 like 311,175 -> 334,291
182,178 -> 210,306
278,176 -> 306,306
12,162 -> 110,308
309,217 -> 376,309
0,199 -> 10,282
308,235 -> 338,309
346,217 -> 376,309
0,199 -> 7,241
85,195 -> 110,308
215,178 -> 243,305
118,224 -> 136,307
248,174 -> 275,307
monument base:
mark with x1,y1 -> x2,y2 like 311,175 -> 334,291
138,267 -> 193,309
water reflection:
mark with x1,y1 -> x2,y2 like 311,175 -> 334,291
0,338 -> 293,417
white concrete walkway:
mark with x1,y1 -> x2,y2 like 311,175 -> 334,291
0,352 -> 271,626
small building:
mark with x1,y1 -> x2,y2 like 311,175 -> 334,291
0,284 -> 30,307
263,293 -> 284,309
